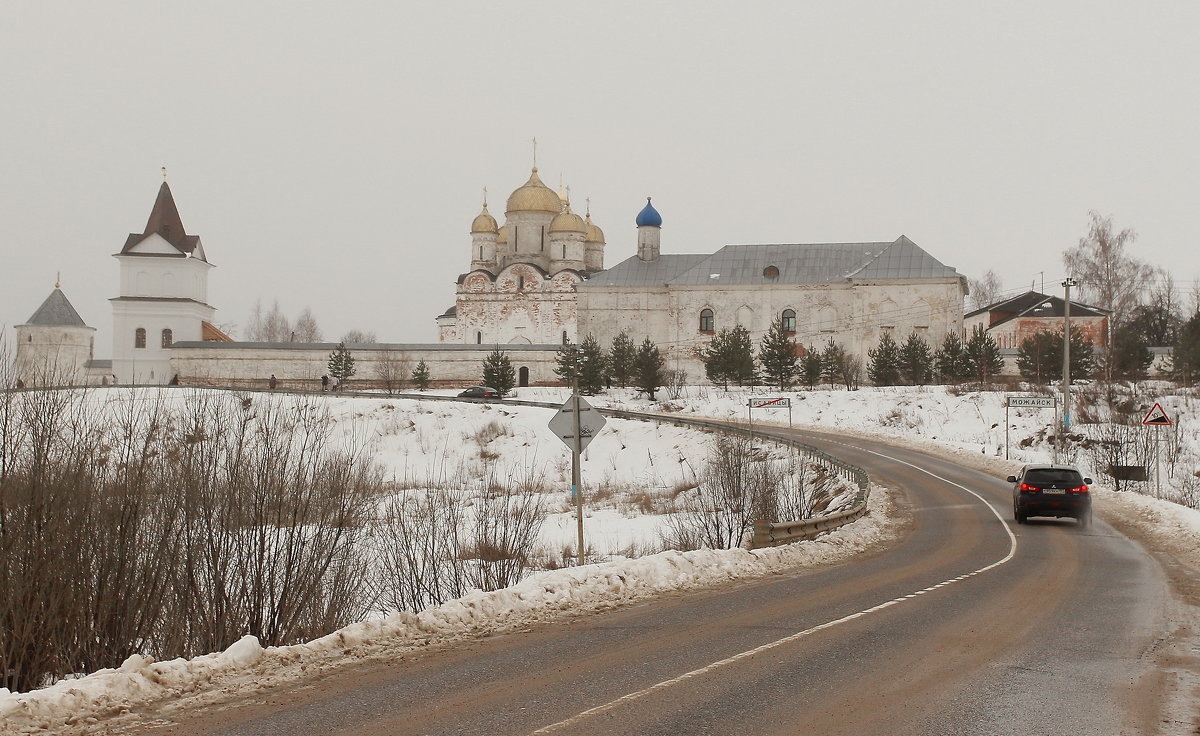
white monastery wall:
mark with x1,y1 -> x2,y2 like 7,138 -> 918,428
169,344 -> 562,390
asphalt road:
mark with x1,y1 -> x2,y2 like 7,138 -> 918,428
135,430 -> 1172,736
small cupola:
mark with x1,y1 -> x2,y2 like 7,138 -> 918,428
635,197 -> 662,228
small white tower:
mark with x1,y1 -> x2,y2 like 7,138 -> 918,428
470,198 -> 499,272
583,199 -> 606,271
14,283 -> 96,386
636,197 -> 662,262
111,180 -> 215,384
548,197 -> 587,272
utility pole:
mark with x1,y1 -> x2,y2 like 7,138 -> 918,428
1061,277 -> 1077,452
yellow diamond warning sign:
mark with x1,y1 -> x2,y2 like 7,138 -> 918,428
1142,402 -> 1172,426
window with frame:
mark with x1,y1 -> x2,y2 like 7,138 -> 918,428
699,308 -> 714,332
161,328 -> 173,347
135,328 -> 146,348
782,309 -> 796,333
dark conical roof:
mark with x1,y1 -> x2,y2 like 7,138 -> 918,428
23,288 -> 88,327
120,182 -> 204,259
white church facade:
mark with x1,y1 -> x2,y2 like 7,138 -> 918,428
439,166 -> 967,381
12,164 -> 967,389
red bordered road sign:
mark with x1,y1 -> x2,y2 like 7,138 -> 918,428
1142,402 -> 1172,426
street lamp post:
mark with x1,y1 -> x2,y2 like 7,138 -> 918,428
1061,277 -> 1077,454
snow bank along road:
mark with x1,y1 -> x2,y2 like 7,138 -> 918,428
120,425 -> 1178,736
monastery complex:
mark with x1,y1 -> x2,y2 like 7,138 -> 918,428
12,163 -> 977,389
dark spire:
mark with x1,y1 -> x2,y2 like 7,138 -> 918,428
120,182 -> 204,260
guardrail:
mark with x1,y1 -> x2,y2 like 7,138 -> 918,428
478,399 -> 871,549
2,384 -> 871,548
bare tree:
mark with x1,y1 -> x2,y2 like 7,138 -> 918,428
967,269 -> 1004,310
374,350 -> 411,394
1063,212 -> 1155,328
0,387 -> 383,691
246,299 -> 292,342
293,307 -> 323,342
340,329 -> 377,344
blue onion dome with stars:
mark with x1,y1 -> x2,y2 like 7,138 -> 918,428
635,197 -> 662,227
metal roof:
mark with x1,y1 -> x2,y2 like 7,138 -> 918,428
580,254 -> 708,287
580,236 -> 961,288
22,289 -> 88,327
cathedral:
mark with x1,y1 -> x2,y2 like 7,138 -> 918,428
440,164 -> 967,382
12,162 -> 967,389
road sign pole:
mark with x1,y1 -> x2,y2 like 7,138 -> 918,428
572,382 -> 584,566
1155,426 -> 1161,498
1005,403 -> 1010,460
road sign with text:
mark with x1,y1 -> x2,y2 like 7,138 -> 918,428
1007,396 -> 1056,408
749,397 -> 791,409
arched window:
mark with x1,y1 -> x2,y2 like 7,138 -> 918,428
516,275 -> 525,291
161,328 -> 173,347
782,309 -> 796,333
476,331 -> 482,344
562,331 -> 569,345
699,309 -> 714,332
135,328 -> 146,348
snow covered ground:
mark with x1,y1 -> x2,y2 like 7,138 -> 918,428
2,383 -> 1198,735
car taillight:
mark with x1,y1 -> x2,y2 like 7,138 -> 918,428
1019,483 -> 1037,492
1068,485 -> 1089,493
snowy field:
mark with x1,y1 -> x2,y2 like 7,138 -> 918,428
2,383 -> 1198,734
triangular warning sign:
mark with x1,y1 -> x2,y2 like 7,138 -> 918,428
1142,402 -> 1172,426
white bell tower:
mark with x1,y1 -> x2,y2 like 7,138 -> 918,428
111,176 -> 215,384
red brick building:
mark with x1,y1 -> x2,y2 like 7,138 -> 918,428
964,291 -> 1110,350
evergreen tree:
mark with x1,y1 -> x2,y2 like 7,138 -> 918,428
633,337 -> 666,400
578,334 -> 606,395
963,325 -> 1004,384
758,316 -> 799,389
1016,329 -> 1096,384
1061,328 -> 1097,382
607,331 -> 637,388
481,349 -> 516,395
820,341 -> 846,387
898,332 -> 933,386
867,332 -> 901,386
700,325 -> 756,389
327,342 -> 356,381
411,360 -> 431,391
1107,324 -> 1154,381
554,340 -> 581,385
1170,312 -> 1200,386
934,332 -> 968,384
1016,331 -> 1057,384
799,345 -> 823,389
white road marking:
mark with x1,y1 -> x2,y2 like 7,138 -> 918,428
531,445 -> 1018,734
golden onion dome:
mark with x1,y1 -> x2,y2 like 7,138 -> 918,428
506,168 -> 562,214
495,225 -> 508,244
470,203 -> 498,234
549,209 -> 587,234
584,213 -> 605,244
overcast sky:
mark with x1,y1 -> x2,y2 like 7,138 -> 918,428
3,2 -> 1197,354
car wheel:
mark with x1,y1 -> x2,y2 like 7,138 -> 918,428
1078,510 -> 1092,529
1013,500 -> 1026,524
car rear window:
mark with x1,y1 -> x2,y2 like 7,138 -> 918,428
1025,468 -> 1083,485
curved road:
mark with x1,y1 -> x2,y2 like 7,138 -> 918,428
134,428 -> 1172,735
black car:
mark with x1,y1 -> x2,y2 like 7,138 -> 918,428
457,386 -> 500,399
1008,464 -> 1093,527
